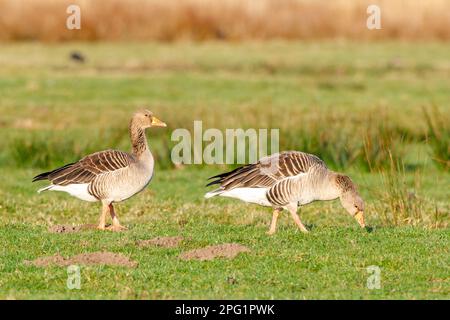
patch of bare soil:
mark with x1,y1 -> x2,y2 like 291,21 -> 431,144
137,236 -> 184,248
24,252 -> 137,268
48,224 -> 97,233
179,243 -> 250,261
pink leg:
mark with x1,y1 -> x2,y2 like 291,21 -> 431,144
107,203 -> 127,231
267,208 -> 281,235
286,203 -> 308,233
97,201 -> 109,230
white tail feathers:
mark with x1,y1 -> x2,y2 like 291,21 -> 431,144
206,187 -> 272,206
204,190 -> 223,199
37,185 -> 53,193
36,183 -> 98,202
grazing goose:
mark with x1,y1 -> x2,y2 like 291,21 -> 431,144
33,110 -> 166,231
205,151 -> 365,234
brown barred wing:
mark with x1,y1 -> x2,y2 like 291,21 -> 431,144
207,151 -> 325,190
32,150 -> 134,186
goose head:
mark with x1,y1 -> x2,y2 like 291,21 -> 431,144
133,109 -> 167,129
335,174 -> 365,228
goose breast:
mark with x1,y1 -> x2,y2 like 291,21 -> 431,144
93,152 -> 154,203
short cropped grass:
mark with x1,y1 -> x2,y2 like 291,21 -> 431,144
0,168 -> 449,299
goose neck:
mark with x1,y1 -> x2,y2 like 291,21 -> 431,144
130,122 -> 149,158
319,171 -> 342,200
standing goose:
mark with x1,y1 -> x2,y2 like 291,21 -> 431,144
33,110 -> 166,231
205,151 -> 365,234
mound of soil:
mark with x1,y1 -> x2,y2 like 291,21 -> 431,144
48,224 -> 97,233
179,243 -> 250,261
24,252 -> 137,268
137,236 -> 184,248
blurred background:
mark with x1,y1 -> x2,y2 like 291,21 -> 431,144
0,0 -> 448,227
1,0 -> 449,41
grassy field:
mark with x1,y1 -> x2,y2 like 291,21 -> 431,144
0,41 -> 448,299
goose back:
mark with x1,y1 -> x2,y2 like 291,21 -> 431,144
207,151 -> 326,190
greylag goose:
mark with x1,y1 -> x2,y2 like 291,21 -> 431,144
33,110 -> 166,231
205,151 -> 365,234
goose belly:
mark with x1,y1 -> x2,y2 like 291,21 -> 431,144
103,170 -> 154,202
295,189 -> 317,206
219,187 -> 272,206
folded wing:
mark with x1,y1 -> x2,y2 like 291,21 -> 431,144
32,150 -> 134,186
207,151 -> 325,190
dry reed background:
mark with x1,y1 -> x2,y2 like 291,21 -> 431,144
0,0 -> 450,42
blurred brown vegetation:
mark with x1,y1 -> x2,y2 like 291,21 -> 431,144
0,0 -> 449,42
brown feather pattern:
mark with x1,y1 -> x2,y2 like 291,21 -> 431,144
33,150 -> 133,187
335,174 -> 357,192
207,151 -> 326,191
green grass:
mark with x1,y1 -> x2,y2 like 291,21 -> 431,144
0,41 -> 449,299
0,168 -> 449,299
